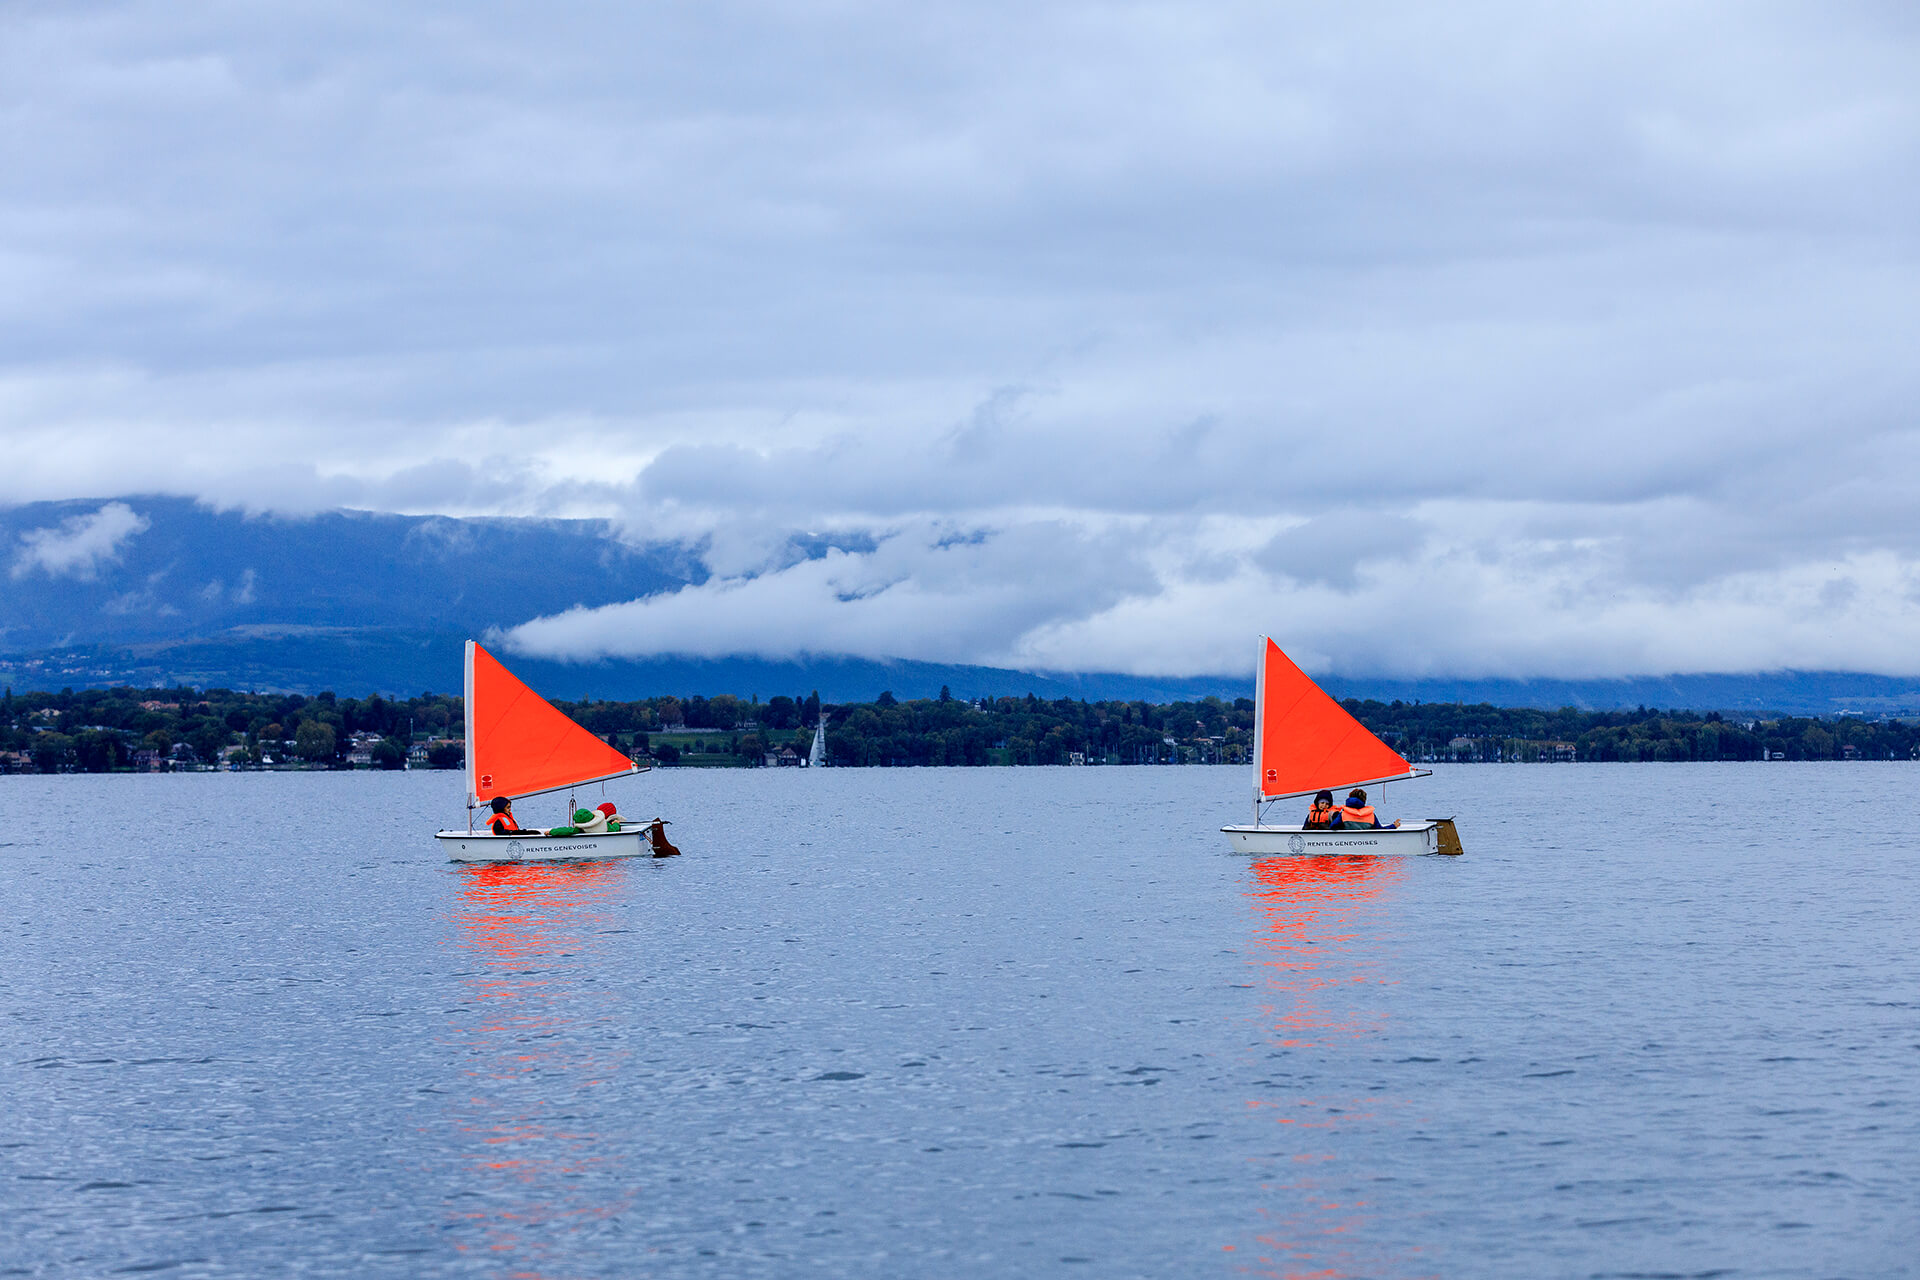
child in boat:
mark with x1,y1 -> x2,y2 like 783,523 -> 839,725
1339,788 -> 1400,829
486,796 -> 529,835
1304,790 -> 1343,828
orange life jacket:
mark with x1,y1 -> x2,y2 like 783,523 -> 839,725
487,810 -> 522,835
1340,804 -> 1378,826
1304,805 -> 1339,828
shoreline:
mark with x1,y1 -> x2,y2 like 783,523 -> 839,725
9,684 -> 1916,773
5,757 -> 1914,779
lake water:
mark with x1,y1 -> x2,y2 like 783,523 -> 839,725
2,763 -> 1915,1278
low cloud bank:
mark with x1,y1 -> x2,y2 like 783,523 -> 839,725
503,520 -> 1156,668
502,513 -> 1920,680
10,502 -> 151,581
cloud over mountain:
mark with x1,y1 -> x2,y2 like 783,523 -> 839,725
5,2 -> 1920,677
10,502 -> 150,581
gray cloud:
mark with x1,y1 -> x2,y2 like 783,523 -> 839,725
1255,514 -> 1428,591
504,519 -> 1159,667
5,3 -> 1920,675
10,501 -> 151,580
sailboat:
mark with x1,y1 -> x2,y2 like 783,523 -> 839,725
805,712 -> 826,768
1221,637 -> 1464,856
436,641 -> 660,863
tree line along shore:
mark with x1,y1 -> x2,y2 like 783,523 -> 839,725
3,684 -> 1919,775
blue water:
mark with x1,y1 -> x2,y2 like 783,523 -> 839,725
2,764 -> 1914,1278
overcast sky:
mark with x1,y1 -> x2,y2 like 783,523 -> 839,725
5,1 -> 1918,678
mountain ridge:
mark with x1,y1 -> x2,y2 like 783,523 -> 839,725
6,498 -> 1920,714
6,630 -> 1920,717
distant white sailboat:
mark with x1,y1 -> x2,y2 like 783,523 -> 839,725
806,712 -> 826,768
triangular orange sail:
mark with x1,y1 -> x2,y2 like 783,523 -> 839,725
464,640 -> 640,805
1254,637 -> 1414,801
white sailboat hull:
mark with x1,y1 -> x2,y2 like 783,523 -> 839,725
436,829 -> 650,863
1220,820 -> 1444,857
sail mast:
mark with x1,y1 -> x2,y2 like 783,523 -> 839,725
462,639 -> 478,814
1251,634 -> 1267,824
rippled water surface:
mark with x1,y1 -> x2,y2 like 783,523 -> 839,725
3,764 -> 1915,1278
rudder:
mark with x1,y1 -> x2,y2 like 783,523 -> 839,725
647,818 -> 682,858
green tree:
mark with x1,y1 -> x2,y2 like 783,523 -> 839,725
33,732 -> 75,773
189,722 -> 231,766
294,721 -> 337,763
426,742 -> 464,770
372,737 -> 408,770
74,730 -> 122,773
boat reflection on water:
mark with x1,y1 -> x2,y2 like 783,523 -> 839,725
445,859 -> 636,1274
1236,855 -> 1419,1280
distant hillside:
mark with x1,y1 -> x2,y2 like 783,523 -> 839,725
7,631 -> 1920,717
0,496 -> 698,649
6,497 -> 1920,715
0,630 -> 1246,704
1314,671 -> 1920,718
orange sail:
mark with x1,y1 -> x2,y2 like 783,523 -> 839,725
1254,637 -> 1416,801
464,640 -> 640,806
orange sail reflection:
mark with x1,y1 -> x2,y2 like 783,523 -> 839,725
1235,856 -> 1425,1280
1247,856 -> 1398,1050
445,860 -> 637,1275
